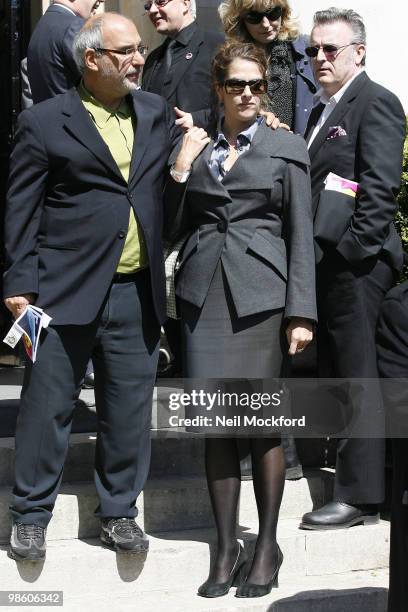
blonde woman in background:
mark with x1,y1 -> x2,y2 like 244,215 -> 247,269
218,0 -> 316,134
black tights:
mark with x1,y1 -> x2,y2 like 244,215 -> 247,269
205,437 -> 285,585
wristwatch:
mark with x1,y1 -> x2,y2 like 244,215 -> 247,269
170,164 -> 191,183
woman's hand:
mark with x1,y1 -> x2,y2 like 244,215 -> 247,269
286,318 -> 314,355
173,127 -> 211,174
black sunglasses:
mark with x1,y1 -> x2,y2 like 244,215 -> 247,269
223,78 -> 268,95
243,6 -> 282,24
305,43 -> 358,59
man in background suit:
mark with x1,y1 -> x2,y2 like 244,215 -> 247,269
142,0 -> 224,112
142,0 -> 223,376
377,280 -> 408,612
28,0 -> 103,104
4,12 -> 178,560
300,8 -> 406,530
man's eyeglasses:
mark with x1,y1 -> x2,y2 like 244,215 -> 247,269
144,0 -> 174,10
94,46 -> 149,58
305,43 -> 359,60
242,6 -> 282,24
223,79 -> 268,95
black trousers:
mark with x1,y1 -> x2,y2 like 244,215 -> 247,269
11,273 -> 160,527
316,253 -> 394,504
388,439 -> 408,612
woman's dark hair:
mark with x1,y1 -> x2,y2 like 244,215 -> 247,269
208,41 -> 268,134
212,40 -> 268,85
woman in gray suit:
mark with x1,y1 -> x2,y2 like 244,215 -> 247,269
166,41 -> 316,598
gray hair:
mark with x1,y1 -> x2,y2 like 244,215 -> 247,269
73,15 -> 104,74
313,7 -> 366,65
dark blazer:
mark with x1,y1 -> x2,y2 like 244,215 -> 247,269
27,4 -> 84,104
290,36 -> 316,135
377,281 -> 408,612
305,72 -> 406,270
142,25 -> 224,112
165,124 -> 317,321
3,88 -> 179,326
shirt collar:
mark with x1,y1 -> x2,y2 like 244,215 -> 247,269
314,70 -> 364,107
169,20 -> 197,47
214,116 -> 263,150
78,82 -> 132,128
52,3 -> 77,16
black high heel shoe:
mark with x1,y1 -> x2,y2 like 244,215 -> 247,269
235,544 -> 283,598
198,543 -> 247,598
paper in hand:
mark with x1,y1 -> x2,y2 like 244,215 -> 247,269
3,305 -> 52,362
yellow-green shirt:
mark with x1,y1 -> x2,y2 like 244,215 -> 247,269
79,83 -> 147,273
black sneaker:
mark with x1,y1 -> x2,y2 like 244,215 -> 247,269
100,518 -> 149,553
9,523 -> 46,561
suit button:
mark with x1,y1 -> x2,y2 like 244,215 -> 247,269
118,231 -> 126,239
128,192 -> 133,199
300,68 -> 304,73
217,221 -> 227,233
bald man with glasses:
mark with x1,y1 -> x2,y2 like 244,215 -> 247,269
4,13 -> 180,561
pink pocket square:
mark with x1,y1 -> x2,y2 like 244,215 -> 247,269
326,126 -> 348,140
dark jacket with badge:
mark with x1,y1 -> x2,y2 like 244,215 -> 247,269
165,123 -> 317,321
142,24 -> 224,112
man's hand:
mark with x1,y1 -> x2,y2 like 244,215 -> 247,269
4,294 -> 35,320
260,110 -> 290,131
174,107 -> 194,131
286,318 -> 313,355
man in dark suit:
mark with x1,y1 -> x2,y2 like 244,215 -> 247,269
27,0 -> 103,104
3,12 -> 178,560
142,0 -> 224,113
299,8 -> 406,530
142,0 -> 223,376
377,280 -> 408,612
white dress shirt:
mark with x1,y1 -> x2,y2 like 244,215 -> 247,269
308,70 -> 364,148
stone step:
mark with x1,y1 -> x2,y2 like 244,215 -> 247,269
0,524 -> 389,595
0,468 -> 334,542
0,520 -> 389,589
65,570 -> 389,612
0,433 -> 207,484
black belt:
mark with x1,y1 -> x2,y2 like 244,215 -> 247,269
112,270 -> 147,283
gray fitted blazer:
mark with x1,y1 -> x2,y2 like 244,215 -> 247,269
164,123 -> 317,321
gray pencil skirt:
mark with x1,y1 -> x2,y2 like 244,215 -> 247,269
180,263 -> 286,379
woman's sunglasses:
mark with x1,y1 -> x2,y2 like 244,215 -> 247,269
223,79 -> 268,95
242,6 -> 282,24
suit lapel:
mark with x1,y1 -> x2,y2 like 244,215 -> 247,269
62,88 -> 125,184
142,46 -> 163,92
308,72 -> 369,160
221,124 -> 289,190
163,30 -> 204,102
128,93 -> 154,187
